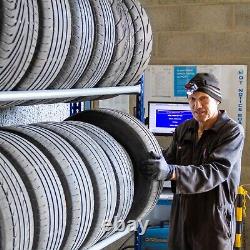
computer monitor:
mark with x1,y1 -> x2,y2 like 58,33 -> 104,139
148,102 -> 193,135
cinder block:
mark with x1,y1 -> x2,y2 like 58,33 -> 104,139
146,6 -> 182,32
235,4 -> 250,30
159,0 -> 218,5
149,57 -> 168,65
158,0 -> 181,5
151,32 -> 158,56
182,4 -> 233,31
150,57 -> 217,65
204,58 -> 250,65
206,32 -> 250,58
159,0 -> 250,4
241,167 -> 250,183
140,0 -> 160,6
158,32 -> 206,58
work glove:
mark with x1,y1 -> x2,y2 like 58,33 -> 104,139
141,151 -> 175,181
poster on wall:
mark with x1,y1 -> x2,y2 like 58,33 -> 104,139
144,65 -> 247,129
174,66 -> 197,97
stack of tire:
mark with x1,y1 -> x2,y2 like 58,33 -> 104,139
0,109 -> 163,250
0,0 -> 152,107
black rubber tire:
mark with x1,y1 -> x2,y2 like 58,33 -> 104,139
115,0 -> 135,85
67,0 -> 136,102
30,0 -> 95,105
36,122 -> 117,249
96,0 -> 130,87
0,130 -> 66,250
89,0 -> 134,101
65,109 -> 163,221
91,1 -> 135,101
48,0 -> 94,90
118,0 -> 153,86
0,0 -> 72,108
72,0 -> 115,89
0,1 -> 2,36
3,124 -> 94,250
0,152 -> 34,250
0,0 -> 39,90
66,121 -> 134,237
15,0 -> 72,91
106,109 -> 164,213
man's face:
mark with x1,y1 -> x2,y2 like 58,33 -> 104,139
188,91 -> 219,123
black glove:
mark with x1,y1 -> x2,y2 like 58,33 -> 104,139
141,151 -> 175,181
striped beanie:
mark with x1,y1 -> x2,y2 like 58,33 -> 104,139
186,73 -> 222,103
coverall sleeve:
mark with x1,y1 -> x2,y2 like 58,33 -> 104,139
163,132 -> 178,193
173,125 -> 244,194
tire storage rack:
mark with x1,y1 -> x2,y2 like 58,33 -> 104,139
0,104 -> 165,250
0,0 -> 152,104
0,0 -> 164,250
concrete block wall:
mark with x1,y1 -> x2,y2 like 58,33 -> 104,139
141,0 -> 250,249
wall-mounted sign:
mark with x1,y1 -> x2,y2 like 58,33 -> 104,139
174,66 -> 197,97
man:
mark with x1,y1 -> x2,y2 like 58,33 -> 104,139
144,73 -> 245,250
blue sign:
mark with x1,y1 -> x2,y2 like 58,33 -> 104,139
174,66 -> 197,97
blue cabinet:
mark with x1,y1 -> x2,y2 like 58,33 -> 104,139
136,191 -> 173,250
141,224 -> 169,250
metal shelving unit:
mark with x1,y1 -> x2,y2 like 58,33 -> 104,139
0,81 -> 144,250
0,85 -> 141,102
88,227 -> 136,250
74,81 -> 145,250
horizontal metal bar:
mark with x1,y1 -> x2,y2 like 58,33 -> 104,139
0,85 -> 141,101
88,228 -> 134,250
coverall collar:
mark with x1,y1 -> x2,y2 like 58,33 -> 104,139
208,110 -> 231,132
184,110 -> 230,141
187,110 -> 230,135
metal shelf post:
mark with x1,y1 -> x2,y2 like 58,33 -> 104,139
136,76 -> 145,123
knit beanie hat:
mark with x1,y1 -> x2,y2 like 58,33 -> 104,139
185,73 -> 222,103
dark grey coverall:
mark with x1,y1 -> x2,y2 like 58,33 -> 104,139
164,111 -> 245,250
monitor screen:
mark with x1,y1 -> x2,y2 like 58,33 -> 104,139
148,102 -> 193,135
